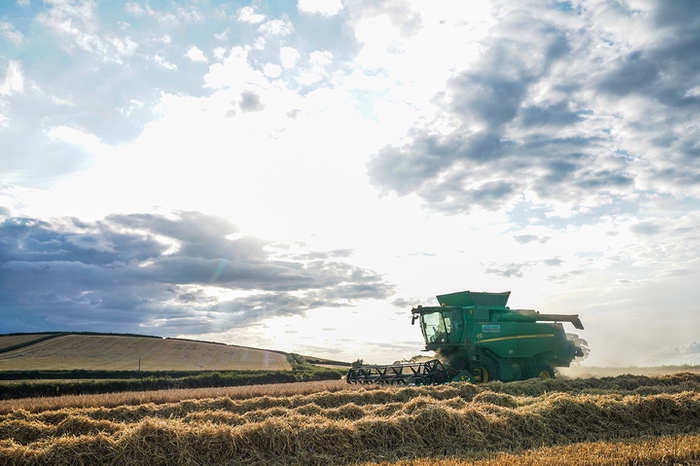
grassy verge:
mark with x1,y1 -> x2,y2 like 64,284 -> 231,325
0,353 -> 345,400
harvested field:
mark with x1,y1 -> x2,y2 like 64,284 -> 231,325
0,380 -> 351,414
559,364 -> 700,378
0,334 -> 57,352
1,373 -> 699,465
364,433 -> 700,465
0,334 -> 290,371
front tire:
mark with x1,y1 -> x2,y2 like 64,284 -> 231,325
475,358 -> 498,383
529,361 -> 554,380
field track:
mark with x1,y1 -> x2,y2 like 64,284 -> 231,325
1,372 -> 699,465
0,334 -> 290,371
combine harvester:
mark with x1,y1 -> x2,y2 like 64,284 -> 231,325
347,290 -> 584,385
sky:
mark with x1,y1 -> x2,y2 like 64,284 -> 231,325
1,0 -> 699,368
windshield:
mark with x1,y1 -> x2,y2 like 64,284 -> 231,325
421,310 -> 463,344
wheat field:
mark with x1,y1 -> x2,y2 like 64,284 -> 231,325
1,373 -> 699,465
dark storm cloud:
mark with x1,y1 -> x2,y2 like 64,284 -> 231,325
367,2 -> 700,216
0,210 -> 394,334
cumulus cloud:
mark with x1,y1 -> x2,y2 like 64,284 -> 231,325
0,60 -> 24,96
280,46 -> 300,68
238,6 -> 265,24
185,45 -> 207,62
367,1 -> 700,218
675,341 -> 700,355
263,63 -> 282,78
259,18 -> 294,36
658,340 -> 700,360
0,211 -> 394,334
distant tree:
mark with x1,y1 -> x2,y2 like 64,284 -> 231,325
567,333 -> 590,363
393,355 -> 433,365
351,359 -> 365,368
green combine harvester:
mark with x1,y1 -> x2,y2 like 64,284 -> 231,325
347,290 -> 584,384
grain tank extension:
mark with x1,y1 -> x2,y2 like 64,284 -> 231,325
347,290 -> 584,384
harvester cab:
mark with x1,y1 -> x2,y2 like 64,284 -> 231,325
347,290 -> 584,385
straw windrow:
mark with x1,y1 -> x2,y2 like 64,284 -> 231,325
0,373 -> 699,465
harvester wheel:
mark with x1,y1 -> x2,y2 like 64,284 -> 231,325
475,359 -> 497,383
481,367 -> 490,383
530,362 -> 554,380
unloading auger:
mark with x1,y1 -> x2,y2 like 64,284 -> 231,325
347,290 -> 584,385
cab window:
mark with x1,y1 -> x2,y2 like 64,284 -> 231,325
421,310 -> 463,344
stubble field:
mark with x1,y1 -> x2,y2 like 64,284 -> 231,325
1,372 -> 699,465
0,334 -> 290,372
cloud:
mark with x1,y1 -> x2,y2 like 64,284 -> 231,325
280,46 -> 300,68
123,1 -> 203,25
630,221 -> 662,236
484,262 -> 533,279
0,60 -> 24,96
658,340 -> 700,360
366,2 -> 700,217
485,255 -> 564,278
238,6 -> 265,24
0,22 -> 24,45
259,18 -> 294,36
675,341 -> 700,355
0,211 -> 394,334
264,63 -> 282,78
154,53 -> 177,70
513,234 -> 550,244
239,90 -> 265,112
37,0 -> 108,57
298,0 -> 343,16
185,45 -> 207,62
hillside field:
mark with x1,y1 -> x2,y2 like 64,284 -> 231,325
0,333 -> 291,372
1,372 -> 699,465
